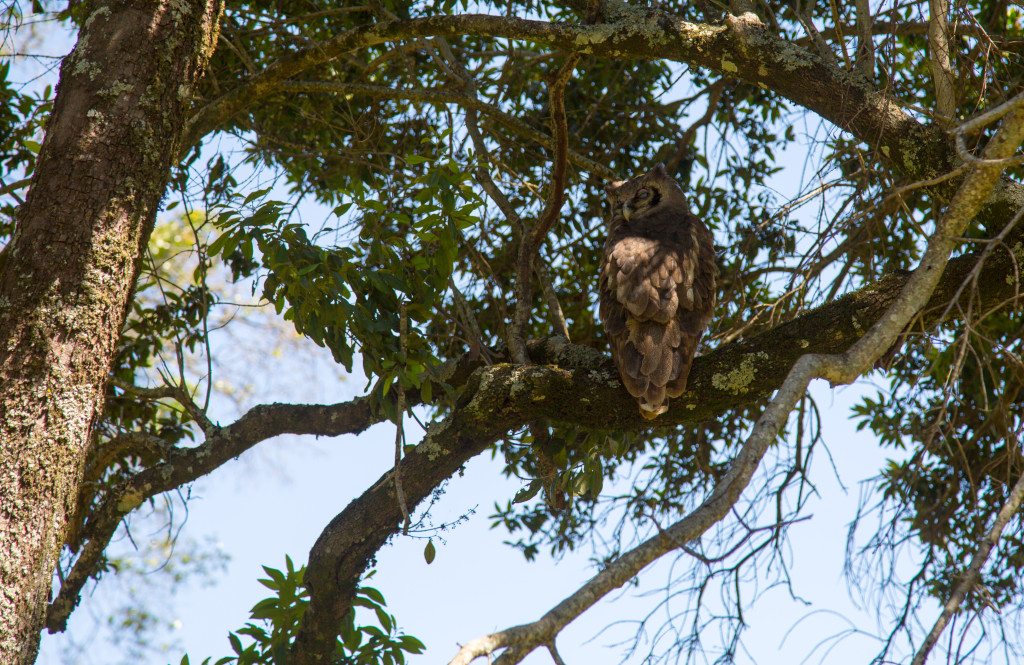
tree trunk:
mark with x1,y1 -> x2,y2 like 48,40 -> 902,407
0,2 -> 222,662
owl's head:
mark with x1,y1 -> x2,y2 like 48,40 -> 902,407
603,163 -> 687,224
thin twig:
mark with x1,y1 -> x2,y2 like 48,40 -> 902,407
508,53 -> 579,364
911,457 -> 1024,665
448,277 -> 493,362
394,299 -> 411,535
449,93 -> 1024,665
112,379 -> 215,435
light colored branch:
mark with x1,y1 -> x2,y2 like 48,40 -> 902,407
928,0 -> 957,123
180,12 -> 951,187
448,99 -> 1024,665
0,176 -> 31,198
911,456 -> 1024,665
853,0 -> 875,79
957,91 -> 1024,135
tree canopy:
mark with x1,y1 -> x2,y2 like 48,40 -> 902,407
3,0 -> 1024,663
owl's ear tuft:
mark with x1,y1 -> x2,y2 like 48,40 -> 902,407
650,163 -> 668,177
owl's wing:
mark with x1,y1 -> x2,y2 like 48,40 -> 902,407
600,217 -> 717,411
600,235 -> 684,414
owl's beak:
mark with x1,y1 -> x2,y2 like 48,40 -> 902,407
622,203 -> 633,221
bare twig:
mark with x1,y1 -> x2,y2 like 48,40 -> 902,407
277,80 -> 614,179
508,54 -> 579,364
0,176 -> 31,199
463,99 -> 573,342
448,99 -> 1024,665
664,80 -> 726,175
394,300 -> 411,535
112,379 -> 215,435
448,277 -> 492,361
911,458 -> 1024,665
827,0 -> 852,70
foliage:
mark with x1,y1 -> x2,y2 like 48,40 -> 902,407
180,559 -> 424,665
5,0 -> 1024,662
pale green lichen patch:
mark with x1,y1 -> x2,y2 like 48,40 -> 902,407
417,424 -> 450,461
574,23 -> 618,48
777,42 -> 814,71
73,59 -> 102,81
798,339 -> 809,348
721,58 -> 738,73
711,352 -> 768,394
116,489 -> 145,513
99,80 -> 134,99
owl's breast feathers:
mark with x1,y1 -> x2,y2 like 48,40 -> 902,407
599,212 -> 716,419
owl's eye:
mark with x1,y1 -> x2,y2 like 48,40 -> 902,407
635,188 -> 652,201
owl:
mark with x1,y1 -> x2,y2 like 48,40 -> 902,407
599,163 -> 717,420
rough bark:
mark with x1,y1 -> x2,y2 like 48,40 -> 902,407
289,216 -> 1024,663
0,2 -> 223,662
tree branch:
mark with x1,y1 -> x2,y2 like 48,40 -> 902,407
509,54 -> 579,364
911,451 -> 1024,665
46,397 -> 381,632
183,12 -> 941,179
927,0 -> 957,123
276,80 -> 615,179
448,92 -> 1024,665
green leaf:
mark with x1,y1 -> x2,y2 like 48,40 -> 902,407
513,480 -> 543,504
423,539 -> 436,565
398,635 -> 426,653
374,606 -> 393,633
243,187 -> 272,205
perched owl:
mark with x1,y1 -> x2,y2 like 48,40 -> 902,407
599,164 -> 717,420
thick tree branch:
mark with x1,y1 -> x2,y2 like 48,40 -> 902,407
181,10 -> 1024,248
46,397 -> 379,632
184,11 -> 943,177
290,154 -> 1024,664
449,92 -> 1024,665
53,148 -> 1024,637
48,342 -> 490,632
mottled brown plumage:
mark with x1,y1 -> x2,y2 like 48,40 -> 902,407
599,164 -> 717,419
